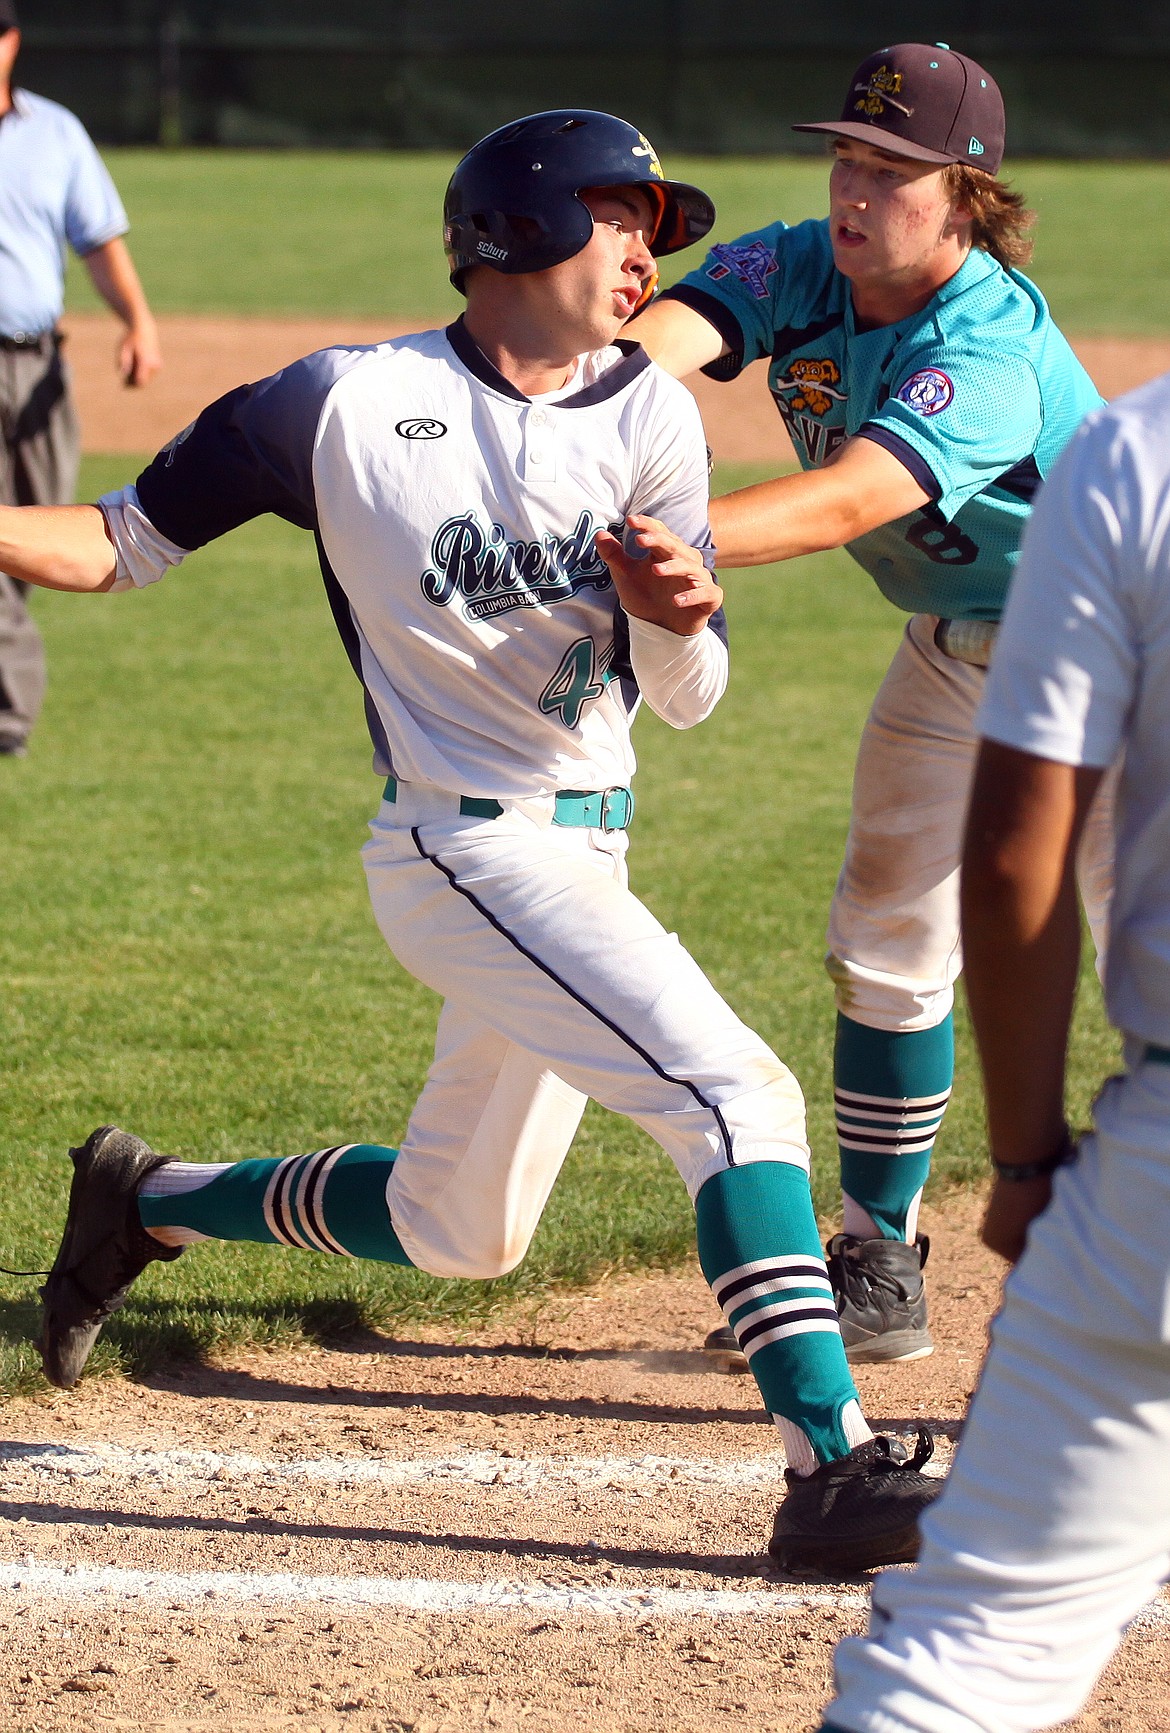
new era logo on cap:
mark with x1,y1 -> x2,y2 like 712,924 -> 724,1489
793,42 -> 1006,175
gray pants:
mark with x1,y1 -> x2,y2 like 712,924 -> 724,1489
0,334 -> 81,750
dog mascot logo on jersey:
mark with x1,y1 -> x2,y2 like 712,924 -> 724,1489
421,509 -> 615,621
854,65 -> 912,119
777,357 -> 846,418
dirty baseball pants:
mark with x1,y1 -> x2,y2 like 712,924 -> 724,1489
821,1048 -> 1170,1733
0,333 -> 81,749
826,614 -> 1114,1240
141,782 -> 872,1464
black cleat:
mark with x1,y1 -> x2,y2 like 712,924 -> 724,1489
702,1322 -> 749,1372
769,1429 -> 940,1575
38,1126 -> 183,1388
827,1233 -> 934,1364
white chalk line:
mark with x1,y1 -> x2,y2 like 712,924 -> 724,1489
0,1439 -> 796,1491
3,1558 -> 1167,1629
0,1438 -> 949,1492
0,1556 -> 867,1618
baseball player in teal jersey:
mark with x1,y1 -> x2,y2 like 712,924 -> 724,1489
634,43 -> 1109,1363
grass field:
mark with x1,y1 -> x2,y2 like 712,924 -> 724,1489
0,450 -> 1119,1393
63,151 -> 1170,335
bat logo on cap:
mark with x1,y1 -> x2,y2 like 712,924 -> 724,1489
854,65 -> 913,119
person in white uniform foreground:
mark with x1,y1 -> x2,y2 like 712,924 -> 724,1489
1,111 -> 938,1573
818,370 -> 1170,1727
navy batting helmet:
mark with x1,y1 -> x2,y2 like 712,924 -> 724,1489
443,110 -> 715,293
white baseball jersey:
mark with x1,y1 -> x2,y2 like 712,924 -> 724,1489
979,369 -> 1170,1047
823,372 -> 1170,1733
99,321 -> 726,799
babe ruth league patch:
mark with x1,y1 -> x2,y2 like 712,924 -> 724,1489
896,368 -> 955,416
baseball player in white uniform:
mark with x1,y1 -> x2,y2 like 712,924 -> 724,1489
4,111 -> 938,1573
818,373 -> 1170,1728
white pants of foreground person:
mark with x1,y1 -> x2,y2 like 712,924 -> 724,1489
823,1048 -> 1170,1733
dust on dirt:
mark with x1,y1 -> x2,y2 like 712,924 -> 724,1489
3,1187 -> 1169,1731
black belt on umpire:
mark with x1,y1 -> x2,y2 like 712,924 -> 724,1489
0,329 -> 60,354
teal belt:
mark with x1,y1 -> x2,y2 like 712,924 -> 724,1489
382,777 -> 634,832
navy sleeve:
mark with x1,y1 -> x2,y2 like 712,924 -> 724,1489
135,347 -> 369,550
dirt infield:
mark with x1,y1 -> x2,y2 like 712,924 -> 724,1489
3,1187 -> 1169,1732
61,313 -> 1170,467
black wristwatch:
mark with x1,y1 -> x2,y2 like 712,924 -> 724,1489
990,1128 -> 1078,1183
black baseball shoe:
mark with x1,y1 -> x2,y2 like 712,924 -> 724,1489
769,1429 -> 940,1575
39,1126 -> 183,1389
826,1233 -> 933,1364
702,1322 -> 749,1372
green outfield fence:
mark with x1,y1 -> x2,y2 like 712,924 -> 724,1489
16,1 -> 1170,154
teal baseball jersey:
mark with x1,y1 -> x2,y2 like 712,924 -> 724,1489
665,219 -> 1102,621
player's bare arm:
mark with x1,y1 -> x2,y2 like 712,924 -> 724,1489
709,436 -> 931,567
633,272 -> 938,571
629,293 -> 730,378
0,503 -> 116,591
961,740 -> 1104,1262
595,512 -> 723,635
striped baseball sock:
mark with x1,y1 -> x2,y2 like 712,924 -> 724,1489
136,1144 -> 413,1264
834,1013 -> 953,1242
696,1162 -> 872,1470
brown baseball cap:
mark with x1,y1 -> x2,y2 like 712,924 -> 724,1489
793,43 -> 1005,175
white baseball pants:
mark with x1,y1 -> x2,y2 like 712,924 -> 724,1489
362,784 -> 809,1279
826,1049 -> 1170,1733
827,614 -> 1115,1031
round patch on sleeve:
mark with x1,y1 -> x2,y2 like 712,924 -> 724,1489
896,368 -> 954,416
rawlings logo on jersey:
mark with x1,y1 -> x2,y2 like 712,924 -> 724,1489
775,357 -> 845,418
421,509 -> 615,621
705,240 -> 778,299
853,64 -> 912,119
896,368 -> 954,416
396,418 -> 447,440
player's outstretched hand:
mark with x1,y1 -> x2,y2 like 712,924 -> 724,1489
595,513 -> 723,638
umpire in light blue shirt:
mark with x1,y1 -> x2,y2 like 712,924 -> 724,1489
0,0 -> 160,755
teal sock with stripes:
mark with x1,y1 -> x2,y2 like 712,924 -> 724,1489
136,1143 -> 414,1265
695,1162 -> 864,1465
834,1013 -> 953,1241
